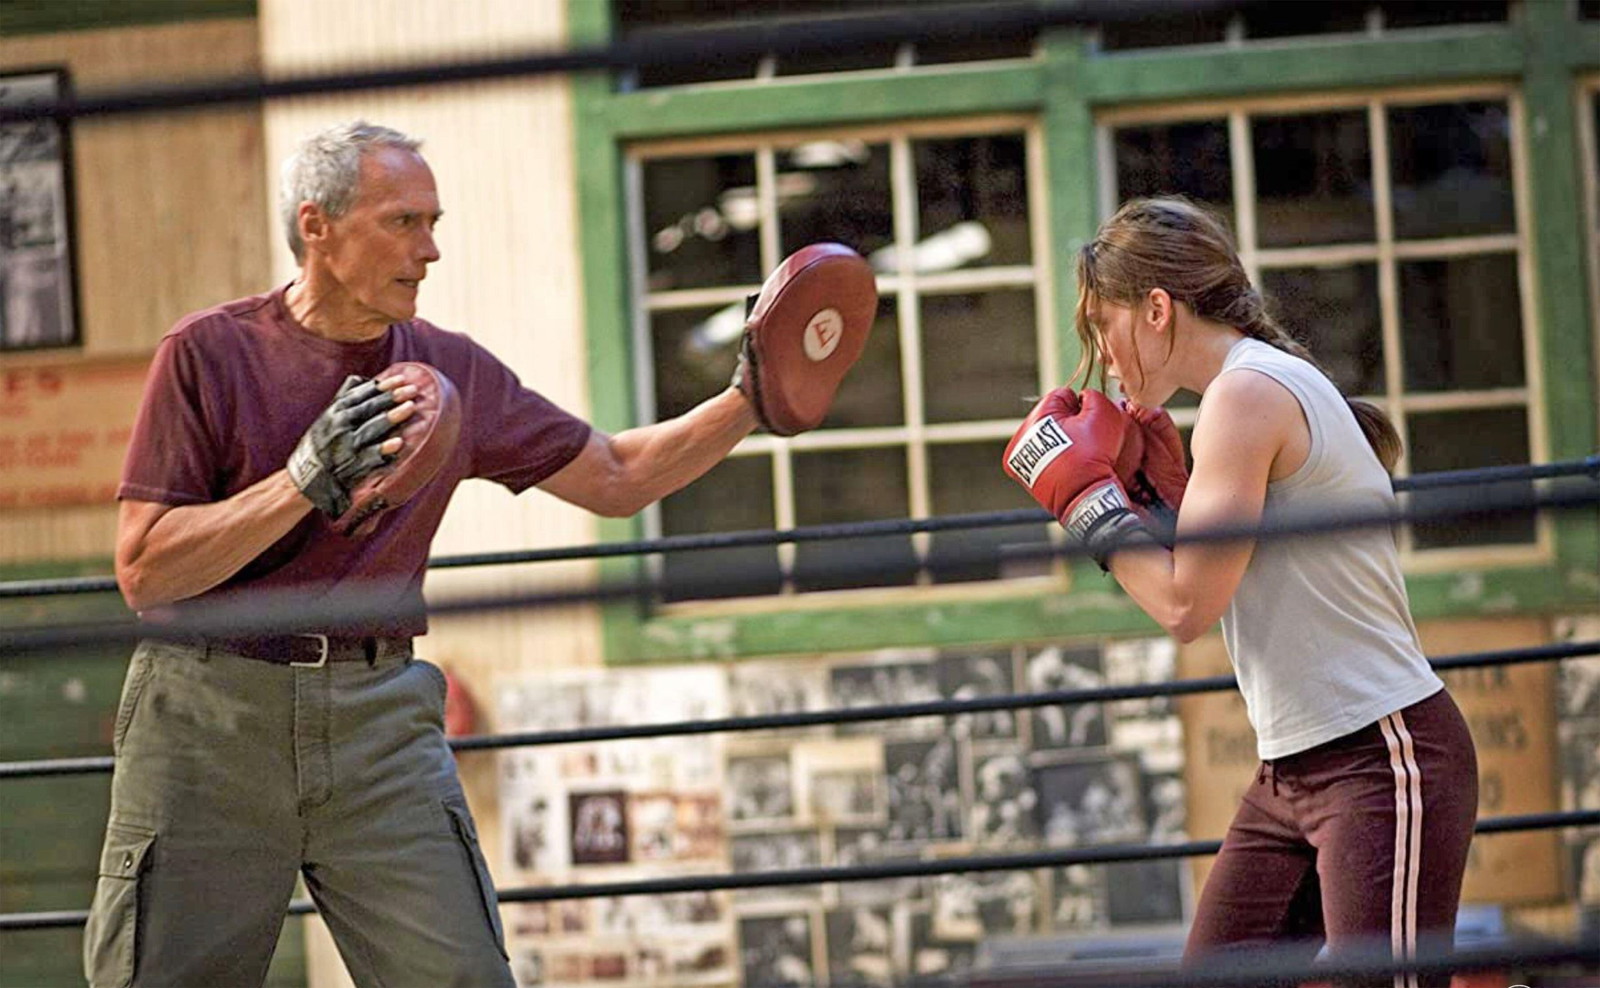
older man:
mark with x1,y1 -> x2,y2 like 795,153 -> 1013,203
86,121 -> 759,986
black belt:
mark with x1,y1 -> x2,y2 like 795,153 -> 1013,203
212,634 -> 413,667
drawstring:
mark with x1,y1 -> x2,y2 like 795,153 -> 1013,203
1257,760 -> 1279,796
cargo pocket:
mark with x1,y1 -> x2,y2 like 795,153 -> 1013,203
83,822 -> 156,988
443,798 -> 508,959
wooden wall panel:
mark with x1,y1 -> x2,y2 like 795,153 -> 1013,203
0,18 -> 271,567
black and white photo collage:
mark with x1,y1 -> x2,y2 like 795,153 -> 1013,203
496,636 -> 1189,988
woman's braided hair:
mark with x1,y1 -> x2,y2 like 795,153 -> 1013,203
1074,196 -> 1400,472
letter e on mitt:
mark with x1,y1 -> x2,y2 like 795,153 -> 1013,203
738,242 -> 878,435
337,361 -> 462,537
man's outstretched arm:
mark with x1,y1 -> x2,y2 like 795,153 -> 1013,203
536,387 -> 758,518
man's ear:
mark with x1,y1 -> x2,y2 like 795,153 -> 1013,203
1145,287 -> 1174,334
297,201 -> 330,253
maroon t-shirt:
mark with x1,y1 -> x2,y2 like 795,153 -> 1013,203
119,285 -> 592,635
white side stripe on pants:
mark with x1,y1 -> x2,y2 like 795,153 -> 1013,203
1379,711 -> 1424,988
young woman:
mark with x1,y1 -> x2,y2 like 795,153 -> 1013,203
1003,196 -> 1477,987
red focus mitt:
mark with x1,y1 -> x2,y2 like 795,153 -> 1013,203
336,361 -> 462,537
734,243 -> 878,436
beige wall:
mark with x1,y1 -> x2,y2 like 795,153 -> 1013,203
0,18 -> 270,565
256,0 -> 597,980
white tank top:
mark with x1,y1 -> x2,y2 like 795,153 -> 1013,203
1213,339 -> 1442,759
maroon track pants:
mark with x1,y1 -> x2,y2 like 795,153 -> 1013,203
1185,689 -> 1478,988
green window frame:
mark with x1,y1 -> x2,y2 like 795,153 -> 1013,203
571,1 -> 1600,665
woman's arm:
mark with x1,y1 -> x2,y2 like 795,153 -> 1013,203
535,387 -> 759,518
1108,370 -> 1302,641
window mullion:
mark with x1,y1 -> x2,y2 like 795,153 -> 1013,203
1229,110 -> 1258,281
891,133 -> 933,582
757,145 -> 798,592
1367,97 -> 1413,554
623,154 -> 671,584
1507,90 -> 1554,558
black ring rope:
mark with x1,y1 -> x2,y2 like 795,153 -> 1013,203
0,0 -> 1251,127
963,934 -> 1600,988
6,454 -> 1593,601
2,808 -> 1595,932
1,636 -> 1594,777
1,475 -> 1597,662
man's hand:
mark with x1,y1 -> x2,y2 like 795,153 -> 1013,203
1119,401 -> 1189,543
1003,388 -> 1150,569
287,374 -> 413,518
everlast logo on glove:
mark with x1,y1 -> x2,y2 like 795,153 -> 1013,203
1064,480 -> 1134,545
1006,417 -> 1073,489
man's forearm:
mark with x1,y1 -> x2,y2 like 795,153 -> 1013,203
117,471 -> 315,611
614,387 -> 759,505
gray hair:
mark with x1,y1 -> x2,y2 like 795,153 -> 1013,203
279,120 -> 423,262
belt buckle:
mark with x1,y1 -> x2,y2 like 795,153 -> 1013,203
290,634 -> 331,668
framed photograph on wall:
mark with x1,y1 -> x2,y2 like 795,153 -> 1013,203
0,69 -> 78,351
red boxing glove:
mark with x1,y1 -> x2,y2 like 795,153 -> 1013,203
1003,389 -> 1150,569
1126,402 -> 1188,509
1118,401 -> 1189,544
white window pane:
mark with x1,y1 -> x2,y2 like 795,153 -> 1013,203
643,154 -> 762,292
920,290 -> 1038,424
1112,120 -> 1232,218
659,456 -> 781,601
914,134 -> 1031,268
1252,110 -> 1375,248
1399,253 -> 1524,392
776,141 -> 892,261
1388,101 -> 1515,240
793,447 -> 916,591
1407,408 -> 1534,549
651,305 -> 742,422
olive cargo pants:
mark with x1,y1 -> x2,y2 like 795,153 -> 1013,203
84,638 -> 513,987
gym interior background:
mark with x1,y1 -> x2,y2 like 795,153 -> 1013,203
0,0 -> 1597,985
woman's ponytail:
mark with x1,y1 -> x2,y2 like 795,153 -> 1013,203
1346,398 -> 1402,473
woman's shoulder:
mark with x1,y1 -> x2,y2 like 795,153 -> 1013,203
1193,367 -> 1304,462
1204,361 -> 1304,418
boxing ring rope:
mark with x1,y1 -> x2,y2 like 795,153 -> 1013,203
4,807 -> 1597,933
0,0 -> 1250,128
0,3 -> 1595,984
961,934 -> 1600,988
4,455 -> 1595,601
2,464 -> 1598,660
4,637 -> 1597,780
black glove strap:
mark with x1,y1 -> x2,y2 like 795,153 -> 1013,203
1064,480 -> 1157,572
288,375 -> 400,518
733,327 -> 780,435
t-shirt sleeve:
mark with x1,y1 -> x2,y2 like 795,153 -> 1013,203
117,331 -> 225,505
463,347 -> 592,493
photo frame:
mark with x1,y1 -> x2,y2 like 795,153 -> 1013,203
0,69 -> 78,351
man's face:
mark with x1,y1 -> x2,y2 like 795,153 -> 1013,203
317,146 -> 442,327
